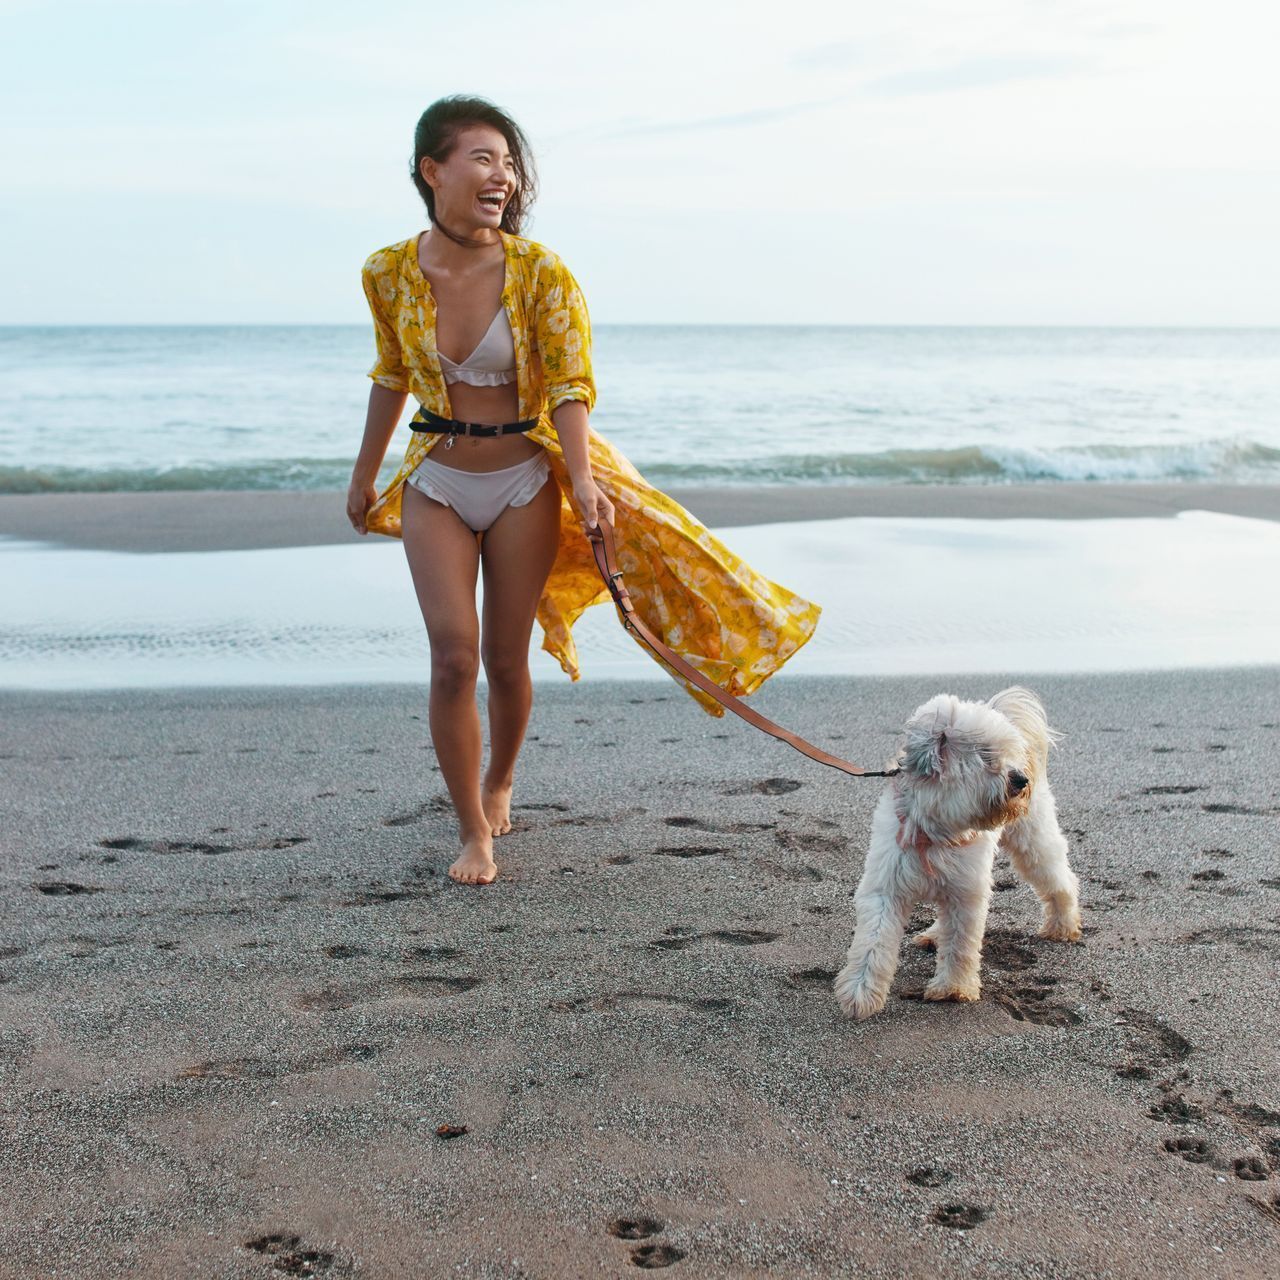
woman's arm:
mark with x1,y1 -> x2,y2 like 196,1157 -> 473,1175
553,399 -> 614,531
347,383 -> 407,533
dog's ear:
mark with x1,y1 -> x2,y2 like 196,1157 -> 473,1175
903,723 -> 947,778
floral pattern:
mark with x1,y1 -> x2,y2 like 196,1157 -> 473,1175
360,229 -> 822,715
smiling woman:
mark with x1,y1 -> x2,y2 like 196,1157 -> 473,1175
347,94 -> 821,888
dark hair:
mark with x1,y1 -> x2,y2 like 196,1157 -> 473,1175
410,95 -> 538,247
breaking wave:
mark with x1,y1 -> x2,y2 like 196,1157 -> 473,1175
3,438 -> 1279,494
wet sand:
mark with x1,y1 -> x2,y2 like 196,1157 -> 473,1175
1,669 -> 1277,1277
1,481 -> 1278,553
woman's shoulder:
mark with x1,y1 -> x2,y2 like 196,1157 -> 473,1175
506,233 -> 581,302
506,230 -> 570,272
362,237 -> 415,278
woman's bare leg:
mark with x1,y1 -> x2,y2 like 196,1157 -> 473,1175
477,469 -> 562,835
401,483 -> 495,885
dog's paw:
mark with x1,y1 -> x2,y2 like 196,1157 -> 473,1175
923,976 -> 981,1004
911,925 -> 939,950
1039,910 -> 1083,943
833,973 -> 887,1021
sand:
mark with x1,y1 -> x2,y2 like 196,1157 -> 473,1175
2,667 -> 1278,1278
1,481 -> 1278,553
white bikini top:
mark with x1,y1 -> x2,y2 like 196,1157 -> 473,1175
436,305 -> 517,386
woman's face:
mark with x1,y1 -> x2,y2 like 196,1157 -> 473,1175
421,124 -> 516,234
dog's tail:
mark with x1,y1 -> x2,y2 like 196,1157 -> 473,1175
987,686 -> 1060,769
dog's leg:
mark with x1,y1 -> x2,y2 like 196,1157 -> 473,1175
923,850 -> 993,1003
911,919 -> 940,949
834,889 -> 913,1021
1000,784 -> 1082,942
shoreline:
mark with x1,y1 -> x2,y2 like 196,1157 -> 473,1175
1,669 -> 1277,1276
1,481 -> 1278,553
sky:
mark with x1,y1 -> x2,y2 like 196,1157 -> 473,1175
3,0 -> 1278,325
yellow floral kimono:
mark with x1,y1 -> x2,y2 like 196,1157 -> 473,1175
360,228 -> 821,716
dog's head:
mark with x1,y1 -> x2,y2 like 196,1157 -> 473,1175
892,687 -> 1054,848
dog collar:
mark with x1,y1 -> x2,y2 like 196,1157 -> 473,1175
892,778 -> 979,878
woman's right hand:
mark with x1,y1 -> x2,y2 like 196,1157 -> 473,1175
347,478 -> 378,534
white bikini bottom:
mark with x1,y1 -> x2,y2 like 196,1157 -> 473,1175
405,450 -> 552,533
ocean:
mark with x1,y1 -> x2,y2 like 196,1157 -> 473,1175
3,324 -> 1279,494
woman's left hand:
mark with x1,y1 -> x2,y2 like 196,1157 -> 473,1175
571,476 -> 616,533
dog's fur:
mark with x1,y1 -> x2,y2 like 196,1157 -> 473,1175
833,686 -> 1082,1021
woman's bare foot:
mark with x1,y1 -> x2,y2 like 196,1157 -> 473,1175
482,777 -> 514,836
448,828 -> 497,885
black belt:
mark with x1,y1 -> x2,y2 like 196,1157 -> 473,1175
410,407 -> 539,440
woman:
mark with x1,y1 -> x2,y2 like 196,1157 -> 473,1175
348,95 -> 822,888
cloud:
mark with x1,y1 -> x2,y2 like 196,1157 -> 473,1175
593,95 -> 851,140
866,53 -> 1091,97
790,39 -> 878,72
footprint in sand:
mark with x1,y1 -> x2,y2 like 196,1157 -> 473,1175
992,987 -> 1081,1028
339,887 -> 438,907
1202,802 -> 1277,815
1110,1008 -> 1193,1082
786,966 -> 838,989
244,1234 -> 338,1275
978,930 -> 1039,971
906,1167 -> 954,1187
650,929 -> 779,950
1178,925 -> 1280,955
292,974 -> 482,1010
294,987 -> 357,1012
550,991 -> 733,1016
650,934 -> 697,951
606,1217 -> 663,1240
178,1043 -> 379,1083
179,1057 -> 276,1081
708,929 -> 780,946
1147,1094 -> 1204,1125
1248,1196 -> 1280,1225
754,860 -> 824,883
720,777 -> 803,797
629,1243 -> 686,1268
649,845 -> 727,859
99,836 -> 237,855
1162,1136 -> 1211,1164
774,828 -> 846,855
400,945 -> 462,961
931,1204 -> 988,1230
664,816 -> 774,834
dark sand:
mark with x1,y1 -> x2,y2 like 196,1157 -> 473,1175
1,669 -> 1278,1277
1,482 -> 1278,553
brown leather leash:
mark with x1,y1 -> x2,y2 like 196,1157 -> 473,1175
585,516 -> 900,779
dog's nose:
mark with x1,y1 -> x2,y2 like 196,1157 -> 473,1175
1008,769 -> 1029,795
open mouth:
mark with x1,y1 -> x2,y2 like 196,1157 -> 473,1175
476,191 -> 505,212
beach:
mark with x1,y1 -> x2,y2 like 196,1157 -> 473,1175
3,481 -> 1279,553
2,484 -> 1278,1277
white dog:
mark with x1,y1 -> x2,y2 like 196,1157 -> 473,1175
833,686 -> 1082,1021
